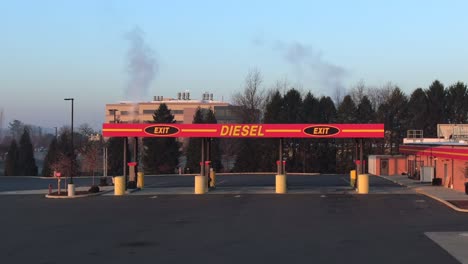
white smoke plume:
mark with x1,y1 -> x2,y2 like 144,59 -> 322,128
254,36 -> 348,101
276,41 -> 348,101
125,26 -> 157,101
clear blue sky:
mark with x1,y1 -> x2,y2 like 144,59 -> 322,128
1,0 -> 467,130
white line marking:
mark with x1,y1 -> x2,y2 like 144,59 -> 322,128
426,232 -> 468,263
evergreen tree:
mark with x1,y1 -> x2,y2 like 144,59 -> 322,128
8,120 -> 24,141
57,130 -> 72,159
18,128 -> 38,176
186,108 -> 208,173
317,96 -> 337,172
205,108 -> 223,172
107,137 -> 128,176
318,96 -> 337,123
258,91 -> 284,172
282,89 -> 303,171
282,89 -> 303,123
303,92 -> 321,123
377,87 -> 408,154
446,82 -> 468,124
302,92 -> 321,172
232,138 -> 260,172
185,108 -> 222,173
142,104 -> 180,174
406,88 -> 428,130
357,95 -> 377,162
42,138 -> 58,177
356,96 -> 375,123
4,140 -> 19,176
55,129 -> 79,177
263,91 -> 284,123
425,80 -> 447,137
337,95 -> 358,123
336,95 -> 358,173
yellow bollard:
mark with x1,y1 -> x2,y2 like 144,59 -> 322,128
137,172 -> 144,189
357,174 -> 369,194
114,176 -> 125,196
276,174 -> 287,194
194,175 -> 206,194
209,169 -> 216,188
350,170 -> 357,188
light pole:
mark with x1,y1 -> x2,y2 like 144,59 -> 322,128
64,98 -> 74,185
109,108 -> 127,187
104,109 -> 118,183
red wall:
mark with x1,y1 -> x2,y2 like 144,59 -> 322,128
404,145 -> 468,192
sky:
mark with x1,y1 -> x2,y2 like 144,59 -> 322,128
1,0 -> 467,131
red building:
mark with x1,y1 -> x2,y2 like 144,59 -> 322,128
400,126 -> 468,192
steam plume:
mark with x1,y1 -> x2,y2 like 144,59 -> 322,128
254,37 -> 348,100
276,41 -> 347,99
125,26 -> 157,101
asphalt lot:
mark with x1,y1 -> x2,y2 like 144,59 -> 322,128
142,173 -> 403,189
1,174 -> 468,263
0,176 -> 102,192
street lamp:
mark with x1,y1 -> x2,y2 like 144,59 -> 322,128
109,108 -> 126,184
103,109 -> 118,184
64,98 -> 74,186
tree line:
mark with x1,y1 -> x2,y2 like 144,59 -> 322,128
230,70 -> 468,173
2,120 -> 103,177
4,128 -> 38,176
51,74 -> 468,175
3,72 -> 466,176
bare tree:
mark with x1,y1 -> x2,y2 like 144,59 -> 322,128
349,79 -> 366,105
333,85 -> 346,106
367,82 -> 395,111
271,78 -> 290,95
232,68 -> 265,123
78,123 -> 95,138
51,153 -> 73,179
81,142 -> 101,176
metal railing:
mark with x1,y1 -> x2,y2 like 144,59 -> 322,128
407,130 -> 423,139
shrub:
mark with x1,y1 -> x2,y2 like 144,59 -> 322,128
88,185 -> 100,193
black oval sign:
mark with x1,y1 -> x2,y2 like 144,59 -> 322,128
304,126 -> 340,137
144,125 -> 180,136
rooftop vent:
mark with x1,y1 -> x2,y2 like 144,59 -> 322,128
202,92 -> 213,101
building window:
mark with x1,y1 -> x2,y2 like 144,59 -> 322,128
120,111 -> 129,115
143,110 -> 154,114
171,110 -> 184,115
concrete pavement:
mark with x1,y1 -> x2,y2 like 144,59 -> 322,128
380,175 -> 468,212
107,173 -> 414,196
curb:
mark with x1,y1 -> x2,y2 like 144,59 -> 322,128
45,189 -> 114,199
378,176 -> 411,188
378,176 -> 468,213
414,188 -> 468,213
